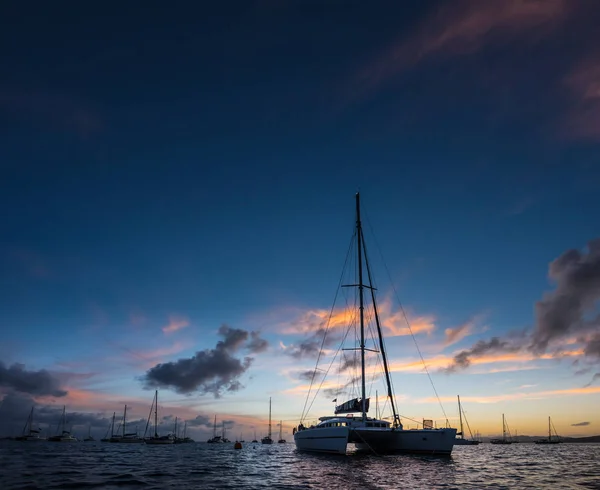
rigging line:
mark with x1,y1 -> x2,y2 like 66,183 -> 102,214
300,231 -> 356,422
363,210 -> 450,425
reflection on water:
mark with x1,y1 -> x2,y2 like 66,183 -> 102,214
0,441 -> 599,489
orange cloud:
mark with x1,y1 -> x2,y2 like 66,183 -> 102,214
444,316 -> 482,346
420,385 -> 600,404
162,316 -> 190,335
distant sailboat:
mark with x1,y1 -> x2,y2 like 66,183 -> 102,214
15,407 -> 45,441
453,396 -> 480,445
278,420 -> 286,444
221,421 -> 230,443
111,405 -> 143,443
83,424 -> 95,442
251,430 -> 258,443
490,414 -> 513,445
207,415 -> 223,443
535,416 -> 562,444
47,406 -> 77,442
261,397 -> 273,444
145,390 -> 175,444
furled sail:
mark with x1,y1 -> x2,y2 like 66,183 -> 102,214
334,397 -> 369,414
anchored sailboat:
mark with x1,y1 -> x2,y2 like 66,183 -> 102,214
535,416 -> 561,444
278,421 -> 286,443
207,415 -> 223,443
15,407 -> 45,441
490,414 -> 513,444
261,397 -> 273,444
293,193 -> 456,455
454,396 -> 480,445
48,406 -> 77,442
111,405 -> 143,443
145,390 -> 174,444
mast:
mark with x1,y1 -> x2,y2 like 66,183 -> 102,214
123,405 -> 127,437
268,397 -> 272,438
153,391 -> 158,437
502,414 -> 506,441
548,416 -> 551,442
111,412 -> 116,437
356,193 -> 367,421
183,421 -> 187,439
361,227 -> 401,428
213,415 -> 217,438
458,396 -> 464,439
279,420 -> 283,440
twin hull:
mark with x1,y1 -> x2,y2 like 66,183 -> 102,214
294,427 -> 457,455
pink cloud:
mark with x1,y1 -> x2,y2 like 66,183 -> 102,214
444,315 -> 484,346
162,316 -> 190,335
354,0 -> 570,97
563,54 -> 600,140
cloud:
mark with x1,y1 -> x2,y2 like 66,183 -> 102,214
584,372 -> 600,388
296,369 -> 321,382
444,316 -> 482,346
162,316 -> 190,335
142,324 -> 268,395
571,421 -> 591,427
442,336 -> 523,373
563,54 -> 600,141
0,361 -> 67,397
354,0 -> 570,97
247,331 -> 269,353
531,238 -> 600,355
186,415 -> 212,427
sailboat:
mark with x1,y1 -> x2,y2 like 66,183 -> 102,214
278,421 -> 286,444
15,407 -> 45,441
261,397 -> 273,444
207,415 -> 223,443
293,193 -> 456,455
454,396 -> 480,445
47,406 -> 77,442
490,414 -> 513,444
251,430 -> 258,443
535,416 -> 561,444
145,390 -> 174,444
221,421 -> 231,443
111,405 -> 143,443
83,424 -> 95,442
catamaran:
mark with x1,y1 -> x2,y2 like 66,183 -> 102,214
535,416 -> 561,444
490,414 -> 513,444
145,390 -> 174,444
293,193 -> 456,455
15,407 -> 45,441
261,397 -> 273,444
454,395 -> 480,445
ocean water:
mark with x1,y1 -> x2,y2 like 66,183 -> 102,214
0,441 -> 599,490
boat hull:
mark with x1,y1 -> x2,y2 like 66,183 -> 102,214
146,438 -> 174,445
352,428 -> 456,455
454,438 -> 480,446
294,426 -> 350,455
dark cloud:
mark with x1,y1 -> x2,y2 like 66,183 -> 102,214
0,361 -> 67,397
442,337 -> 522,373
285,328 -> 342,360
247,331 -> 268,353
584,372 -> 600,388
571,421 -> 590,427
322,376 -> 361,399
186,415 -> 212,427
531,239 -> 600,354
297,369 -> 320,382
142,325 -> 267,395
338,356 -> 360,373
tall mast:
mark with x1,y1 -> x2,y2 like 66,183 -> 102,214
502,414 -> 506,441
458,396 -> 464,439
548,416 -> 551,442
111,412 -> 115,436
213,415 -> 217,438
361,228 -> 401,428
356,193 -> 367,421
154,390 -> 158,437
268,397 -> 272,438
123,405 -> 127,437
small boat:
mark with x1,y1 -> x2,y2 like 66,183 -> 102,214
251,430 -> 258,443
293,194 -> 456,455
277,421 -> 286,443
174,420 -> 194,443
83,424 -> 95,442
261,397 -> 274,444
453,396 -> 480,445
490,414 -> 513,444
535,416 -> 562,444
221,421 -> 230,443
145,390 -> 174,444
111,405 -> 143,443
47,406 -> 77,442
15,407 -> 45,441
207,415 -> 223,443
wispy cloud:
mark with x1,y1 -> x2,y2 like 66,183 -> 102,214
353,0 -> 570,98
162,316 -> 190,335
444,315 -> 483,347
571,421 -> 590,427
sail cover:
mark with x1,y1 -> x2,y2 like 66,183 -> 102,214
334,397 -> 369,414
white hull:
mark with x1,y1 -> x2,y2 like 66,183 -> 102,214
352,428 -> 456,455
294,426 -> 350,455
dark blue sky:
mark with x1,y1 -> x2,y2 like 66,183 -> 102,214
1,1 -> 599,436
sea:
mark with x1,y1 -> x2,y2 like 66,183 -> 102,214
0,441 -> 599,490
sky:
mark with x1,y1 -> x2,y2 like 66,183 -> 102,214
1,0 -> 599,441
